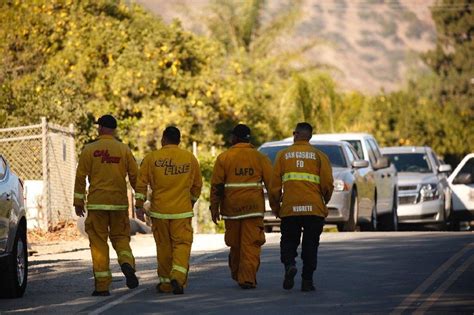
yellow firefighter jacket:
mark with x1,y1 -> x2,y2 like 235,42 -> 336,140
269,140 -> 334,218
74,134 -> 138,210
135,145 -> 202,219
210,142 -> 276,219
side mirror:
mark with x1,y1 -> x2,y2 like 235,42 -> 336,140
438,164 -> 452,173
352,159 -> 369,168
373,156 -> 390,170
452,173 -> 473,185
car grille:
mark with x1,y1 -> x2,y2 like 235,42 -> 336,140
399,196 -> 417,205
400,213 -> 437,221
398,184 -> 419,205
399,185 -> 418,191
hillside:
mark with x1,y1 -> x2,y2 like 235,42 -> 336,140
137,0 -> 436,93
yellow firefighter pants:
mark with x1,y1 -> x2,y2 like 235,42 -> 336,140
224,217 -> 266,286
152,217 -> 193,292
84,210 -> 135,292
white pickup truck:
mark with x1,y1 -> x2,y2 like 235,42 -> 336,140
304,133 -> 399,231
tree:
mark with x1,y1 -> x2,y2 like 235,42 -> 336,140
422,0 -> 473,161
204,0 -> 321,144
0,0 -> 224,155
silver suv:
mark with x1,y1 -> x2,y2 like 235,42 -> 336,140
307,133 -> 399,231
381,146 -> 452,226
0,155 -> 27,298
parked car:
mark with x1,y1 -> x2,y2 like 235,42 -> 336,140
288,133 -> 398,231
448,153 -> 474,227
381,146 -> 452,226
259,139 -> 376,232
0,155 -> 27,298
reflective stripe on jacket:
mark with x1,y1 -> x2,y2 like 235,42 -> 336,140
269,140 -> 334,218
135,145 -> 202,218
73,135 -> 138,209
210,143 -> 276,219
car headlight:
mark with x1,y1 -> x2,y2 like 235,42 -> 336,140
334,180 -> 348,192
419,183 -> 439,202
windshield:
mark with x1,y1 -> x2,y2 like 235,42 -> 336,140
259,144 -> 347,168
345,140 -> 364,160
385,153 -> 433,173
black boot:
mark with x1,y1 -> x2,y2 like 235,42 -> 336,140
121,263 -> 139,289
239,282 -> 256,289
91,290 -> 110,296
301,279 -> 315,292
171,279 -> 184,295
283,265 -> 297,290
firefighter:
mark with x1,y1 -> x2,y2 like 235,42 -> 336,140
135,126 -> 202,295
74,114 -> 139,296
210,124 -> 276,289
269,122 -> 334,292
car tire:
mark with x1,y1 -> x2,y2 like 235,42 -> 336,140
449,218 -> 460,231
0,223 -> 28,298
337,190 -> 358,232
360,199 -> 378,231
379,191 -> 399,231
447,202 -> 460,231
437,200 -> 448,231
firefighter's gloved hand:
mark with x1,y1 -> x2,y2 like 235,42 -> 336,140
212,211 -> 220,225
135,207 -> 146,222
215,183 -> 225,198
75,205 -> 85,217
210,206 -> 220,225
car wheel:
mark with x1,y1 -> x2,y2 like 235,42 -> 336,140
446,202 -> 460,231
264,225 -> 273,233
379,190 -> 399,231
437,200 -> 448,231
390,191 -> 399,231
360,200 -> 378,231
449,217 -> 460,231
0,223 -> 28,298
391,200 -> 399,231
338,190 -> 358,232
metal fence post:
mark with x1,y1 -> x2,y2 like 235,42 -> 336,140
69,123 -> 76,217
192,141 -> 198,232
41,117 -> 51,230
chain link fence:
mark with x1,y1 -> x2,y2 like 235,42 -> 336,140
0,118 -> 76,230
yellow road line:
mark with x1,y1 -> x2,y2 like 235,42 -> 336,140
391,242 -> 473,315
413,254 -> 474,315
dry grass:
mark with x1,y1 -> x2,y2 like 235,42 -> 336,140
28,221 -> 82,243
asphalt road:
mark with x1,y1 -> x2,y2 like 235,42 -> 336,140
1,232 -> 473,314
